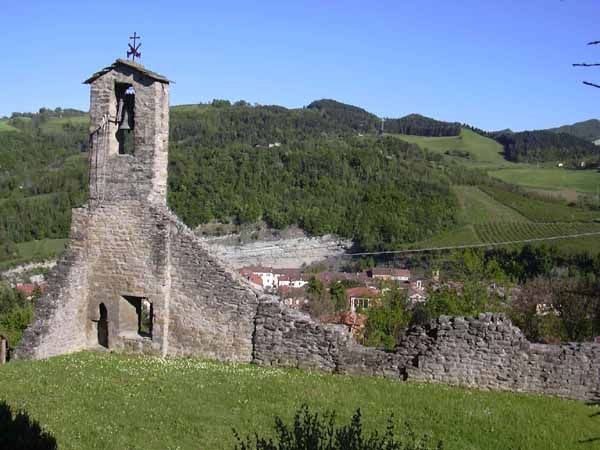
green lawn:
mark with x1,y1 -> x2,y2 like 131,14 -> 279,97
490,167 -> 600,194
0,352 -> 598,450
393,129 -> 508,166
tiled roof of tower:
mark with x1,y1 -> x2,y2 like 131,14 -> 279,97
84,59 -> 171,84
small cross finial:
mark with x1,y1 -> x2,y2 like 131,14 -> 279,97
127,32 -> 142,62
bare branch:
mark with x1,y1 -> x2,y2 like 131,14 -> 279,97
583,81 -> 600,88
573,63 -> 600,67
587,40 -> 600,45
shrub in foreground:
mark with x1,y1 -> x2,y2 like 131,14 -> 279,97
234,404 -> 443,450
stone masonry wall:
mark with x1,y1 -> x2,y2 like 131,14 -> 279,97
13,208 -> 90,360
403,314 -> 600,400
253,304 -> 600,400
254,299 -> 409,378
164,209 -> 259,362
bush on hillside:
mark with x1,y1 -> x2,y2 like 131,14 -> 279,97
233,404 -> 443,450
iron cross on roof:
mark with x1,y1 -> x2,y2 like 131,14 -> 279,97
127,32 -> 142,62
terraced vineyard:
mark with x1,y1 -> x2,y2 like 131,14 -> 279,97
409,184 -> 600,254
473,222 -> 600,244
480,185 -> 600,223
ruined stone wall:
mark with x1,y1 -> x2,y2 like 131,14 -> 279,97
253,299 -> 407,378
253,305 -> 600,400
402,314 -> 600,400
14,209 -> 90,360
165,211 -> 259,362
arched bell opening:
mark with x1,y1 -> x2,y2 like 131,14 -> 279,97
115,83 -> 135,155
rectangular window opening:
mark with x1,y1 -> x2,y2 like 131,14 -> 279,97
122,295 -> 153,339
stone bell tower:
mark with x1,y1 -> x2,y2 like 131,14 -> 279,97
85,59 -> 170,205
16,57 -> 259,362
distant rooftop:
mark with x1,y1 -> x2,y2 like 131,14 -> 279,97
84,59 -> 171,85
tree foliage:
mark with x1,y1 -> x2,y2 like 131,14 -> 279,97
492,130 -> 600,163
385,114 -> 461,137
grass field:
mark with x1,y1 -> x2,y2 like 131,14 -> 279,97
40,115 -> 89,134
408,185 -> 600,254
453,186 -> 528,224
0,352 -> 598,450
0,239 -> 67,270
0,120 -> 18,133
480,186 -> 600,223
393,129 -> 508,166
490,167 -> 600,195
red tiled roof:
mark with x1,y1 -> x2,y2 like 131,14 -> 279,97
371,268 -> 411,277
345,287 -> 380,299
249,274 -> 264,287
15,283 -> 37,297
316,272 -> 368,284
273,268 -> 302,279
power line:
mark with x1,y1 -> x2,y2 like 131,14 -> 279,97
344,231 -> 600,257
209,230 -> 600,259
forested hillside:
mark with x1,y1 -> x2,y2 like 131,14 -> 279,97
305,99 -> 380,133
0,111 -> 88,246
547,119 -> 600,142
491,130 -> 600,163
0,102 -> 460,255
385,113 -> 461,137
3,99 -> 599,263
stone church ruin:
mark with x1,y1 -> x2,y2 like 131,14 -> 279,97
15,60 -> 600,401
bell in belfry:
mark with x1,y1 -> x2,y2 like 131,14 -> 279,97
119,105 -> 132,130
118,99 -> 134,131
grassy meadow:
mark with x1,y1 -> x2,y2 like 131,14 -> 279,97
0,239 -> 67,270
394,129 -> 507,166
490,167 -> 600,195
0,352 -> 599,450
0,120 -> 18,133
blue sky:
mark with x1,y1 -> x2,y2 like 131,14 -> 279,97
1,0 -> 599,130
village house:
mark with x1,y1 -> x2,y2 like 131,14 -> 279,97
369,267 -> 411,282
325,310 -> 367,336
315,271 -> 369,285
14,283 -> 46,300
238,266 -> 308,290
407,279 -> 427,304
345,286 -> 381,312
278,286 -> 309,309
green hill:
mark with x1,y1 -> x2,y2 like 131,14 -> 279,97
393,128 -> 507,165
492,130 -> 600,163
3,103 -> 600,264
0,105 -> 460,255
306,99 -> 380,133
547,118 -> 600,142
385,113 -> 462,137
0,352 -> 597,450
